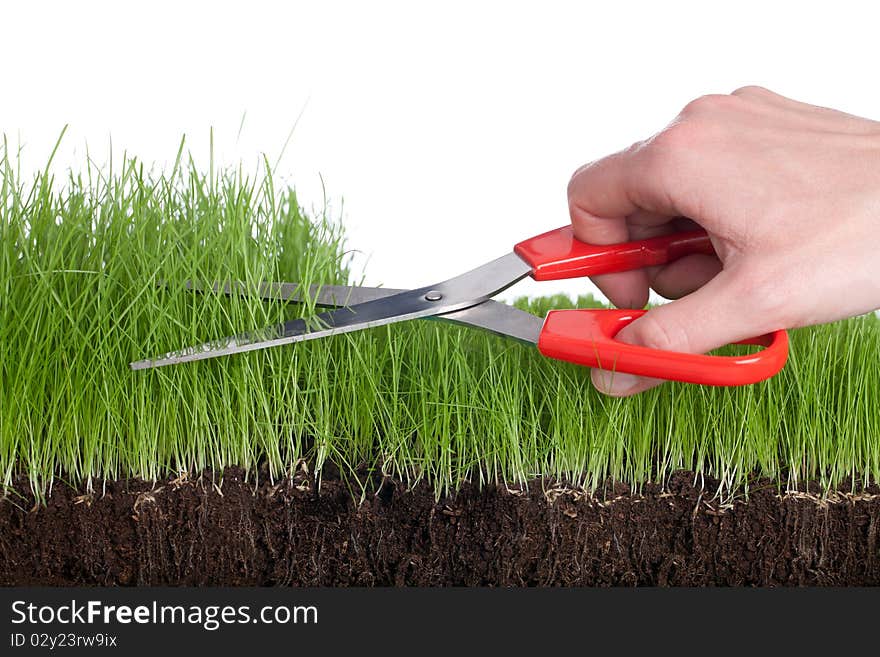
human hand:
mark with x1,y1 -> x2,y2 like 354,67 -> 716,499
568,86 -> 880,396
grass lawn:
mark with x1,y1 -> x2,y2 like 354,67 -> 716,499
2,138 -> 879,500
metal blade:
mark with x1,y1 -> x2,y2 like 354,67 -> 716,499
439,302 -> 542,345
131,251 -> 532,370
187,280 -> 407,306
193,279 -> 541,343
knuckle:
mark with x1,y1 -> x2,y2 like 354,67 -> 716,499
731,84 -> 770,98
645,96 -> 742,166
680,93 -> 735,117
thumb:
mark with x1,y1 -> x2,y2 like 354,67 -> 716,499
591,269 -> 754,396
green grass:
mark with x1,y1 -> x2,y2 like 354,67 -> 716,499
2,137 -> 879,500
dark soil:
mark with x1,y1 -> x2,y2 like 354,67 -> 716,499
1,468 -> 878,586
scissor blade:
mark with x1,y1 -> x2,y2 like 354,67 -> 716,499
130,289 -> 446,370
440,301 -> 542,345
200,279 -> 542,343
188,281 -> 407,306
131,251 -> 531,370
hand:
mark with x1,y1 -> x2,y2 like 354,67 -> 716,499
568,86 -> 880,396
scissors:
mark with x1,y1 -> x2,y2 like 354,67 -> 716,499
131,226 -> 789,385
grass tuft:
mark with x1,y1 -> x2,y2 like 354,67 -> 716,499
1,140 -> 878,500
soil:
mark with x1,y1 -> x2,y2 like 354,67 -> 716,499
1,468 -> 878,586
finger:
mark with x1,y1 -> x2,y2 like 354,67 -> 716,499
649,253 -> 722,299
584,214 -> 704,308
568,147 -> 681,226
571,203 -> 653,308
591,268 -> 754,396
568,149 -> 690,312
627,209 -> 673,229
588,217 -> 671,307
590,271 -> 649,309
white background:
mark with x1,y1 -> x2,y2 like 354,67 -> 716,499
2,0 -> 878,301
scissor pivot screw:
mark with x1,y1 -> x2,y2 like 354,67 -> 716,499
425,290 -> 443,301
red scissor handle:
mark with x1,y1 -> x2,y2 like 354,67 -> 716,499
514,226 -> 789,385
538,309 -> 788,385
514,226 -> 714,281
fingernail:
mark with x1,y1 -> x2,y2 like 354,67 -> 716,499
594,371 -> 641,396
